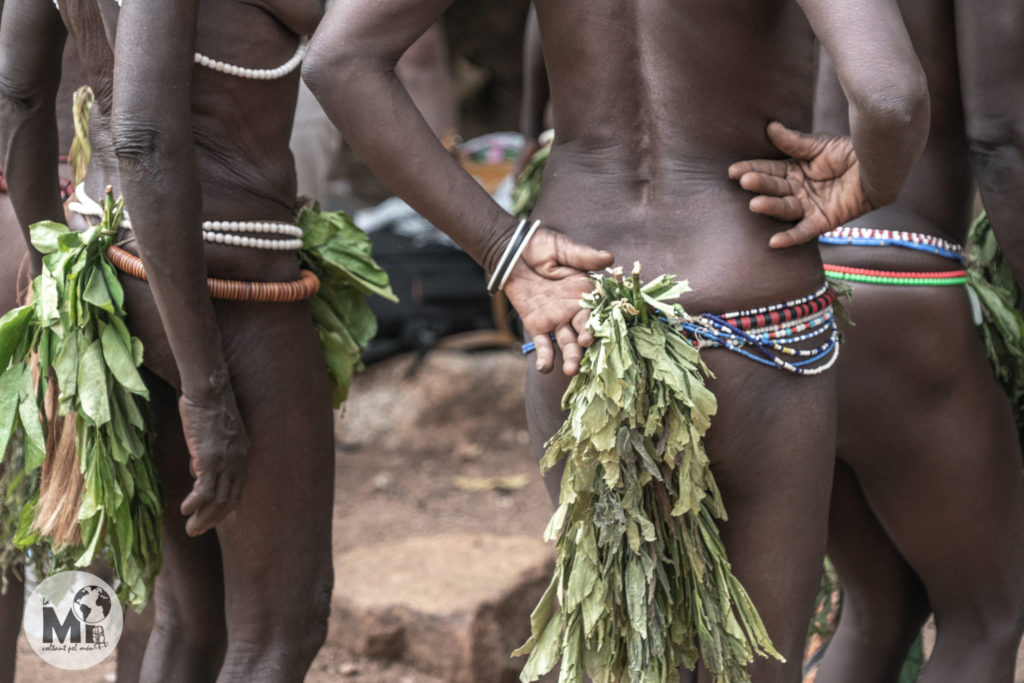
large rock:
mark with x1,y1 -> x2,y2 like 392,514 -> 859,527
330,533 -> 554,683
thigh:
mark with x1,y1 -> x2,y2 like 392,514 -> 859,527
700,351 -> 836,680
837,288 -> 1024,624
209,299 -> 336,628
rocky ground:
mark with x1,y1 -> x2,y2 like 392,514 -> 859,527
13,349 -> 1024,682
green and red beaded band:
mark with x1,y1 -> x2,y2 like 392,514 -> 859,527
824,264 -> 968,287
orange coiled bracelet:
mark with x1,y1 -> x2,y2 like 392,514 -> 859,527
106,245 -> 320,303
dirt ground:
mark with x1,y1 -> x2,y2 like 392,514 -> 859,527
11,349 -> 1024,682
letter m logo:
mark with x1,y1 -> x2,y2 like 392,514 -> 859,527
42,605 -> 81,644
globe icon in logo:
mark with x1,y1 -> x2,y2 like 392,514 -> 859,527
71,586 -> 112,625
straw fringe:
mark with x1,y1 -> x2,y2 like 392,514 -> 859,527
19,281 -> 85,547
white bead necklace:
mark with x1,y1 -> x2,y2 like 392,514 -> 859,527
195,40 -> 308,81
70,184 -> 304,251
55,0 -> 307,82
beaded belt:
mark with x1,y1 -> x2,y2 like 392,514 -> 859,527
823,264 -> 968,286
678,284 -> 840,376
69,184 -> 303,251
819,226 -> 969,287
524,284 -> 840,376
819,226 -> 965,265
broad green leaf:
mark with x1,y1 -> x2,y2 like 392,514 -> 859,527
99,321 -> 149,397
78,338 -> 111,425
82,268 -> 115,314
0,364 -> 26,459
0,306 -> 32,371
29,221 -> 70,255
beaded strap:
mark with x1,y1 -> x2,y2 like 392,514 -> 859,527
106,245 -> 320,302
522,285 -> 841,376
819,226 -> 965,265
680,290 -> 841,376
824,264 -> 968,287
70,184 -> 303,251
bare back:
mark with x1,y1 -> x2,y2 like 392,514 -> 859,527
69,0 -> 322,280
534,0 -> 821,312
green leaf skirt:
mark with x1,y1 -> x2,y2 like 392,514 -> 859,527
515,268 -> 782,683
0,195 -> 393,608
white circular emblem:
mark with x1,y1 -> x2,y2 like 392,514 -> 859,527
23,571 -> 124,670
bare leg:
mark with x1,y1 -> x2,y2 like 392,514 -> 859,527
0,567 -> 22,683
117,601 -> 155,683
833,286 -> 1024,682
815,461 -> 930,683
209,299 -> 335,682
139,373 -> 227,683
526,349 -> 836,682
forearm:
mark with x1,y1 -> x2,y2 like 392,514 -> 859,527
303,0 -> 515,273
801,0 -> 929,207
0,0 -> 67,274
113,0 -> 229,398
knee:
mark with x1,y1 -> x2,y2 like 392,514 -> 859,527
230,567 -> 333,662
151,597 -> 226,660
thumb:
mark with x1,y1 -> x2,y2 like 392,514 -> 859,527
766,121 -> 823,161
556,234 -> 614,271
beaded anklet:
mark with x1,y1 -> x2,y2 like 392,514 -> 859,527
819,227 -> 965,265
824,264 -> 968,286
106,245 -> 320,303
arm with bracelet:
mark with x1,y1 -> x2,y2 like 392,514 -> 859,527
302,0 -> 613,375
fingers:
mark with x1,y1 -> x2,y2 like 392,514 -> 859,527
553,232 -> 614,272
738,171 -> 791,197
749,195 -> 804,222
769,217 -> 825,249
573,309 -> 594,348
184,498 -> 234,537
765,121 -> 823,161
180,471 -> 240,536
532,332 -> 555,373
728,158 -> 789,180
554,324 -> 583,376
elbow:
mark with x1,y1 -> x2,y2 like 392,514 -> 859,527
302,35 -> 390,104
0,72 -> 47,122
110,116 -> 169,182
850,65 -> 930,141
301,38 -> 351,103
966,117 -> 1024,192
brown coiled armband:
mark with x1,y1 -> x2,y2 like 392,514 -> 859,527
106,245 -> 320,303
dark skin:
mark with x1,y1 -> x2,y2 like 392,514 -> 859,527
808,2 -> 1024,681
0,0 -> 335,680
0,2 -> 60,680
514,3 -> 548,178
304,0 -> 927,679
